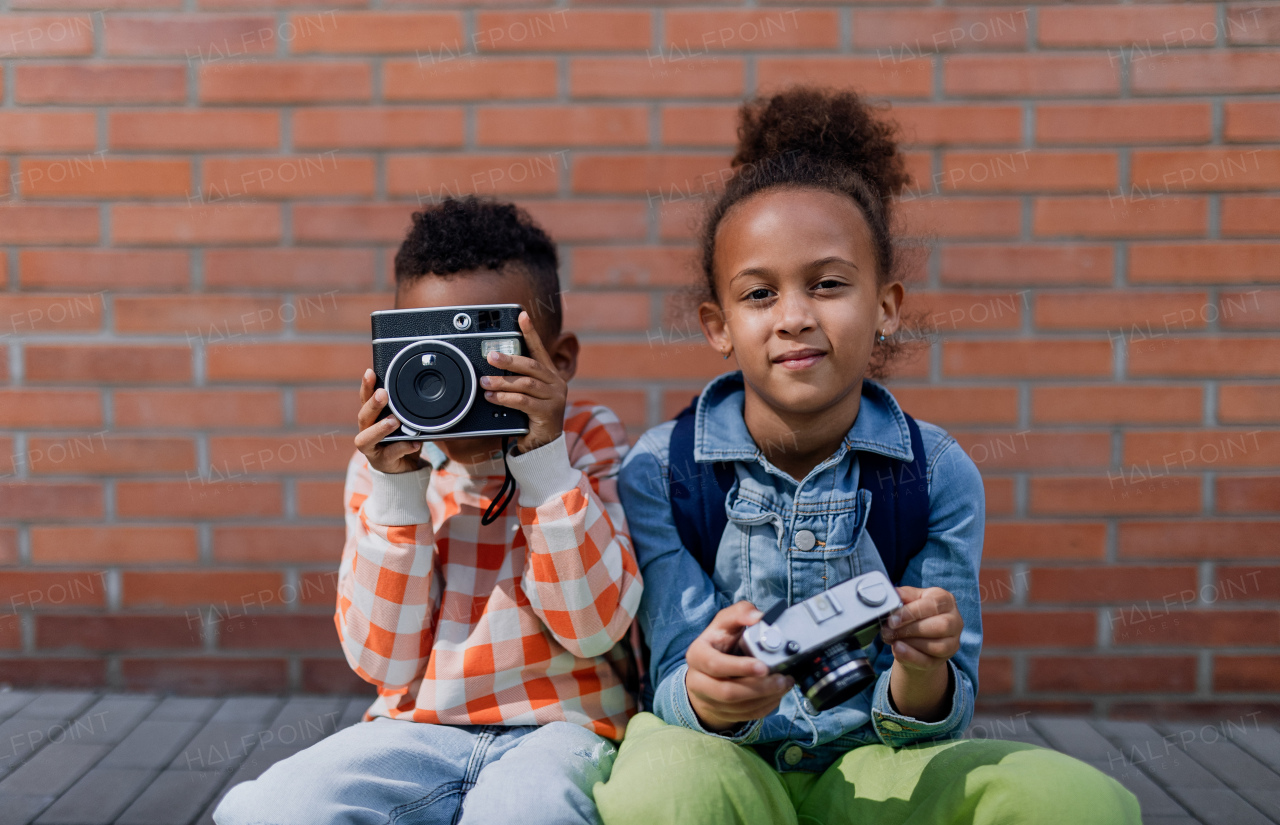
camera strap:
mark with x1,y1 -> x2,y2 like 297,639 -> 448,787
480,435 -> 517,526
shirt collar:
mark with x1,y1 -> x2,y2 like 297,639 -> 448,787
692,370 -> 914,464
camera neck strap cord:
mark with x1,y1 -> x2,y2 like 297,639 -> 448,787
480,435 -> 517,526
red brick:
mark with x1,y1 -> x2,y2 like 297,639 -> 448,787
944,55 -> 1119,97
109,110 -> 280,151
1032,385 -> 1203,426
301,658 -> 366,693
122,570 -> 284,608
16,63 -> 185,104
478,106 -> 648,148
1029,656 -> 1197,693
954,431 -> 1110,471
386,57 -> 557,101
1217,565 -> 1280,600
1226,4 -> 1280,44
0,112 -> 96,152
897,197 -> 1021,240
122,657 -> 288,693
23,435 -> 193,476
0,206 -> 99,244
1034,196 -> 1207,239
940,244 -> 1112,286
1038,5 -> 1216,48
292,205 -> 415,244
939,151 -> 1116,193
979,656 -> 1013,695
1036,103 -> 1211,146
1215,656 -> 1280,692
660,106 -> 737,148
943,339 -> 1111,378
290,292 -> 385,333
906,291 -> 1024,334
31,526 -> 198,564
0,530 -> 16,565
294,107 -> 464,150
1030,476 -> 1202,516
214,526 -> 345,563
204,248 -> 377,291
113,204 -> 281,246
854,8 -> 1029,51
1129,243 -> 1280,285
1222,196 -> 1280,237
386,154 -> 563,199
16,158 -> 187,200
1034,290 -> 1208,331
478,11 -> 649,51
1130,338 -> 1280,378
296,479 -> 345,517
117,480 -> 284,519
1220,289 -> 1280,329
209,434 -> 351,475
984,522 -> 1107,562
1217,478 -> 1280,515
571,57 -> 744,98
0,571 -> 107,609
1124,430 -> 1280,471
572,154 -> 729,196
520,200 -> 648,242
18,250 -> 187,292
219,614 -> 336,650
1220,385 -> 1280,424
984,610 -> 1096,647
758,57 -> 932,98
0,483 -> 104,521
665,10 -> 838,50
1134,52 -> 1280,94
979,569 -> 1014,605
25,345 -> 191,385
0,659 -> 106,689
105,14 -> 275,56
37,615 -> 200,651
114,389 -> 283,430
0,15 -> 96,56
289,12 -> 461,54
1119,521 -> 1278,559
894,105 -> 1022,147
1114,610 -> 1280,647
571,246 -> 698,287
577,341 -> 729,381
564,292 -> 650,332
200,62 -> 371,104
1029,566 -> 1198,604
0,294 -> 104,335
984,477 -> 1014,516
207,342 -> 367,383
1132,149 -> 1280,193
885,385 -> 1019,427
292,388 -> 353,429
1225,101 -> 1280,142
114,295 -> 276,336
201,155 -> 373,200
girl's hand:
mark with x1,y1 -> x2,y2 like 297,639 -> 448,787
685,602 -> 794,733
355,368 -> 427,475
480,311 -> 567,455
882,586 -> 963,721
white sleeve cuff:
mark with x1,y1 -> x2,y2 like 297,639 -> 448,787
506,433 -> 582,507
365,466 -> 433,526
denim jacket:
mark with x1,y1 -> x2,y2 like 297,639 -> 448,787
618,371 -> 984,773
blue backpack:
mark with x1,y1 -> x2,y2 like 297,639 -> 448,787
621,386 -> 933,711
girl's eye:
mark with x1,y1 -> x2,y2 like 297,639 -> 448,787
815,278 -> 843,291
747,288 -> 773,301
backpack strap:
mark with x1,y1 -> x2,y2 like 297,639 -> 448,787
668,400 -> 733,578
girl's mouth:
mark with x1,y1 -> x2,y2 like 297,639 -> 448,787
773,348 -> 826,370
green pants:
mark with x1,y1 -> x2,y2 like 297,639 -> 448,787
594,713 -> 1140,825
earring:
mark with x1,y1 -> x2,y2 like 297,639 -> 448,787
722,349 -> 731,360
876,329 -> 887,343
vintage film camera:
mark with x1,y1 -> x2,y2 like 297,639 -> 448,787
370,304 -> 529,442
740,571 -> 904,712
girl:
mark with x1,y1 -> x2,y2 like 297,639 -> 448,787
592,88 -> 1139,824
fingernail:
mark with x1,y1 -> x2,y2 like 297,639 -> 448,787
888,614 -> 901,628
754,662 -> 769,677
484,391 -> 495,399
772,676 -> 789,691
747,609 -> 763,623
480,376 -> 492,387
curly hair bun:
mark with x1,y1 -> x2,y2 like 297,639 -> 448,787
732,86 -> 909,202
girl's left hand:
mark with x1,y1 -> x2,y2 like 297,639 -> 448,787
881,586 -> 963,671
480,311 -> 568,455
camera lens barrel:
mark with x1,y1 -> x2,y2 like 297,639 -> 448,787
384,339 -> 477,433
791,639 -> 876,713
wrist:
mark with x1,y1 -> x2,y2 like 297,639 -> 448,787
888,660 -> 951,721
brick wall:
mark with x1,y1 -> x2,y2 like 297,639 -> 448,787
0,1 -> 1276,716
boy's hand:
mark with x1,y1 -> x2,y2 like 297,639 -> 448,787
882,586 -> 963,721
685,602 -> 794,733
480,311 -> 567,455
355,368 -> 427,475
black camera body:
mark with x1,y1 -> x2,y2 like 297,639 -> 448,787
371,304 -> 529,442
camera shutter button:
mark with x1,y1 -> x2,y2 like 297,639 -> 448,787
794,530 -> 816,551
856,579 -> 888,607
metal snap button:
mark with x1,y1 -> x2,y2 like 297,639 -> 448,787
794,529 -> 816,551
783,745 -> 803,766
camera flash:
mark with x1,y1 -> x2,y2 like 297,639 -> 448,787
481,339 -> 521,358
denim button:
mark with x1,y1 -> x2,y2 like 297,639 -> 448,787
783,745 -> 803,766
794,530 -> 816,551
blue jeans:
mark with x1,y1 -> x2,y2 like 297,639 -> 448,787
214,717 -> 617,825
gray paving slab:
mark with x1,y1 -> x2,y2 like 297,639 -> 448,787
1166,787 -> 1274,825
1234,726 -> 1280,775
0,743 -> 110,797
60,696 -> 157,747
0,717 -> 68,776
1093,720 -> 1227,790
169,720 -> 271,772
99,719 -> 202,770
1176,736 -> 1280,792
208,698 -> 281,725
259,696 -> 345,749
0,794 -> 55,825
1143,818 -> 1203,825
338,696 -> 372,729
146,697 -> 217,723
1238,788 -> 1280,823
0,691 -> 38,720
1086,760 -> 1189,818
1033,717 -> 1122,763
32,767 -> 153,825
15,694 -> 98,721
964,714 -> 1051,748
115,770 -> 227,825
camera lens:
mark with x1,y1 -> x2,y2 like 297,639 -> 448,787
790,638 -> 876,713
384,339 -> 477,433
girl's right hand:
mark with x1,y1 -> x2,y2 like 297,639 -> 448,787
355,368 -> 427,475
686,601 -> 794,732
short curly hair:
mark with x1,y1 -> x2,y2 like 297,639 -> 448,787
394,197 -> 562,336
701,86 -> 916,378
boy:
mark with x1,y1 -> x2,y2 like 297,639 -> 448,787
215,197 -> 642,825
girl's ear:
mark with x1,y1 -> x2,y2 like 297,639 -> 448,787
698,301 -> 732,356
877,281 -> 906,336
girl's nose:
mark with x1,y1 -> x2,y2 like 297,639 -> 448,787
775,292 -> 816,336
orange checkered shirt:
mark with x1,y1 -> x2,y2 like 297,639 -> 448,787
336,402 -> 642,740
